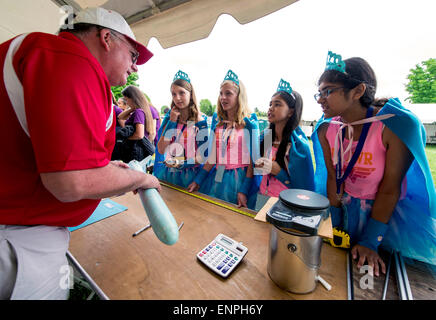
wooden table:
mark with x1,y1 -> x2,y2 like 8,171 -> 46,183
69,185 -> 348,300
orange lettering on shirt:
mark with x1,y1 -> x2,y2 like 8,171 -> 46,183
364,152 -> 373,165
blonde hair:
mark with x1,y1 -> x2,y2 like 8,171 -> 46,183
217,80 -> 251,127
122,85 -> 156,141
170,79 -> 200,122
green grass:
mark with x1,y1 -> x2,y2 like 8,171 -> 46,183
425,144 -> 436,186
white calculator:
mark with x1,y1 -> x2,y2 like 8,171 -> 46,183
196,234 -> 248,278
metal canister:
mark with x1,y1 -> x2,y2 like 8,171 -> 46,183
266,189 -> 329,294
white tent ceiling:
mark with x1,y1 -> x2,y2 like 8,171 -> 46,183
0,0 -> 297,48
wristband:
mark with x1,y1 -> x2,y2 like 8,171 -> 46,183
329,205 -> 343,228
239,177 -> 253,196
194,168 -> 209,186
358,217 -> 389,251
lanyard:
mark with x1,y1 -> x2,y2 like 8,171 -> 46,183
169,124 -> 186,158
336,107 -> 373,196
171,124 -> 186,143
220,123 -> 234,159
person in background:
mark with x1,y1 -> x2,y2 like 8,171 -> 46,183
162,106 -> 170,115
253,79 -> 315,210
113,94 -> 126,128
0,7 -> 160,300
187,70 -> 259,209
312,51 -> 436,275
111,95 -> 130,160
117,85 -> 156,162
117,97 -> 128,111
148,102 -> 161,145
154,70 -> 209,188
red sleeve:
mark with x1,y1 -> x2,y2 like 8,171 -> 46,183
21,47 -> 112,172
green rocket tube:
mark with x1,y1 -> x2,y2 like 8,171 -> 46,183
129,160 -> 179,245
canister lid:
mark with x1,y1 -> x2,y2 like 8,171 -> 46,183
279,189 -> 329,211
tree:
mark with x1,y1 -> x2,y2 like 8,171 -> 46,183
254,107 -> 268,118
199,99 -> 215,116
405,58 -> 436,103
111,73 -> 139,100
161,105 -> 170,115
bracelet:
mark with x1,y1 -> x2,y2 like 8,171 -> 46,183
239,177 -> 253,196
358,217 -> 389,251
194,168 -> 209,186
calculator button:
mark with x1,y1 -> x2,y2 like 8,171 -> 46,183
234,257 -> 238,261
229,254 -> 233,257
217,262 -> 225,270
222,267 -> 230,274
199,253 -> 203,257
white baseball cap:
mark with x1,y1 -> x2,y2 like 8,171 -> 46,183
69,7 -> 153,65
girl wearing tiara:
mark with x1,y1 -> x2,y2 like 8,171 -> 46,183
187,70 -> 260,209
253,79 -> 315,210
153,70 -> 209,188
312,52 -> 436,274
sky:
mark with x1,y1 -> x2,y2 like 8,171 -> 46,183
135,0 -> 436,121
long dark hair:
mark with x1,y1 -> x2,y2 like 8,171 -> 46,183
261,90 -> 303,170
318,57 -> 385,108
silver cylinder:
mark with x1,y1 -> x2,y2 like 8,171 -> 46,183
267,225 -> 323,294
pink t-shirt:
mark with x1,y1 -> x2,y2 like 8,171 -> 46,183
165,122 -> 197,162
215,126 -> 249,169
326,117 -> 406,200
259,147 -> 288,197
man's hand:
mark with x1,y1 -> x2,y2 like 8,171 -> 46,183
135,173 -> 161,194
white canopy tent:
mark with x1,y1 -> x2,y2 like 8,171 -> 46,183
0,0 -> 298,48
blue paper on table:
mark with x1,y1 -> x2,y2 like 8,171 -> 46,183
68,198 -> 128,232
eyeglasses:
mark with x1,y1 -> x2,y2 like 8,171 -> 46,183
111,32 -> 139,65
314,87 -> 345,101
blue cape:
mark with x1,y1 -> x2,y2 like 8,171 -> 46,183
311,98 -> 436,264
153,112 -> 209,179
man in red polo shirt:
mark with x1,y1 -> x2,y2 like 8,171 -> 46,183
0,7 -> 160,299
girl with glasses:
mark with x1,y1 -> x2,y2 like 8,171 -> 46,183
312,52 -> 436,275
